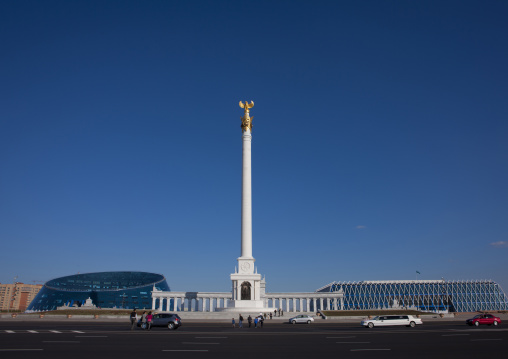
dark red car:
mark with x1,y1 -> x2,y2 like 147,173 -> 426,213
466,313 -> 501,327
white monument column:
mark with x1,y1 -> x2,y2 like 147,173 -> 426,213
241,128 -> 253,259
219,101 -> 273,312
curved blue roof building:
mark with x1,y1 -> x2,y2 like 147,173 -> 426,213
27,271 -> 170,311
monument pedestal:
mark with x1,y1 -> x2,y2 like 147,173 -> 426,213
216,257 -> 274,312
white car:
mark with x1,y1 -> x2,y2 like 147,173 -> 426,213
361,315 -> 422,328
289,315 -> 314,324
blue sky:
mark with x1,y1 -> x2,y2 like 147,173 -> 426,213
1,0 -> 507,293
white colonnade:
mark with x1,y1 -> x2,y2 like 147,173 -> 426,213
151,289 -> 343,313
151,292 -> 232,312
264,292 -> 344,312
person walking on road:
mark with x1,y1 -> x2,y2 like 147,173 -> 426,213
130,309 -> 138,330
232,318 -> 235,328
248,315 -> 252,328
239,314 -> 243,328
254,317 -> 258,328
141,311 -> 147,329
146,311 -> 153,331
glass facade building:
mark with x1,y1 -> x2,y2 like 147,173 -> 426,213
27,271 -> 170,312
317,279 -> 508,312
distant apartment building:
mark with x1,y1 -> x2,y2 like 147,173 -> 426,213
0,283 -> 43,312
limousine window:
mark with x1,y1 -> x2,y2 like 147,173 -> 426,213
381,316 -> 409,320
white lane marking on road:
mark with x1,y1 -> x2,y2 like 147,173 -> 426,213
0,349 -> 44,352
351,349 -> 391,351
72,331 -> 85,333
470,339 -> 502,341
182,342 -> 220,345
28,330 -> 38,333
337,342 -> 370,344
442,334 -> 470,336
5,330 -> 15,333
49,330 -> 61,333
163,350 -> 209,352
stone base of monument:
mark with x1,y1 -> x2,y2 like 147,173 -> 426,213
215,299 -> 274,313
215,307 -> 277,313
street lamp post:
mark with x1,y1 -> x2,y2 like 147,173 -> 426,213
8,276 -> 18,313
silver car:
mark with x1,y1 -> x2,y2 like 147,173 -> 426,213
289,314 -> 314,324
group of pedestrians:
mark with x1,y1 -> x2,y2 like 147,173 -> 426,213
130,309 -> 153,330
232,314 -> 264,328
130,308 -> 283,331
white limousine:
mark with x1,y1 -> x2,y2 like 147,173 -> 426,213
361,315 -> 422,328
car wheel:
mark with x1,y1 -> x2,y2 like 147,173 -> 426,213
368,322 -> 374,328
493,321 -> 499,326
474,321 -> 480,327
292,320 -> 296,324
409,321 -> 416,328
168,322 -> 175,330
307,320 -> 311,324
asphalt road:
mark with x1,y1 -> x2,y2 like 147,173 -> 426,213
1,320 -> 507,358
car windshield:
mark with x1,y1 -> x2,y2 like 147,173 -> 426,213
473,315 -> 482,319
372,316 -> 380,320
